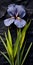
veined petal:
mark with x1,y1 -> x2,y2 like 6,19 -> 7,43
4,18 -> 15,26
14,19 -> 26,28
7,4 -> 16,16
15,5 -> 26,18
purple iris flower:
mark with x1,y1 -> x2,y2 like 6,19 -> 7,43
4,4 -> 26,28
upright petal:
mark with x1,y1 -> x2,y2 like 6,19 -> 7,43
4,18 -> 15,26
15,5 -> 26,18
7,4 -> 16,16
14,19 -> 26,28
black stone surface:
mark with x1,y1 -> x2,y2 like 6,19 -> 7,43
0,0 -> 33,65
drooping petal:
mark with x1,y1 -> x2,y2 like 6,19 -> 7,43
4,18 -> 15,26
14,19 -> 26,28
7,4 -> 16,16
15,5 -> 26,18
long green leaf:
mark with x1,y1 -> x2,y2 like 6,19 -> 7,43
20,21 -> 31,49
20,42 -> 26,65
0,51 -> 11,65
15,42 -> 20,65
5,32 -> 13,58
0,36 -> 7,51
14,21 -> 31,58
5,32 -> 14,65
0,35 -> 13,65
14,29 -> 21,57
8,29 -> 12,47
21,42 -> 32,65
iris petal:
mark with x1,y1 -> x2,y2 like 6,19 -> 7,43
4,18 -> 15,26
7,4 -> 16,16
14,19 -> 26,28
15,5 -> 26,18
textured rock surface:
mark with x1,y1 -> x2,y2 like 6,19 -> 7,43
0,0 -> 33,65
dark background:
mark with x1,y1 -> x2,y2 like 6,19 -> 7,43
0,0 -> 33,65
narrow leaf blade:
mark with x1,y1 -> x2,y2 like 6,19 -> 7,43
21,42 -> 32,65
0,51 -> 11,65
8,29 -> 12,47
20,21 -> 31,49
